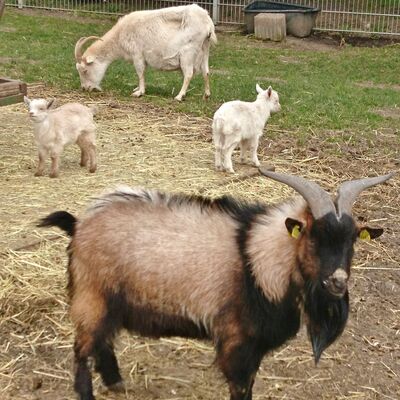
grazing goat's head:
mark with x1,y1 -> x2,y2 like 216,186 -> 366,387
260,168 -> 394,361
24,96 -> 55,123
256,84 -> 281,113
75,36 -> 105,92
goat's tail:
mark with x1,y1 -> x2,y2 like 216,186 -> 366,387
209,25 -> 217,46
38,211 -> 77,237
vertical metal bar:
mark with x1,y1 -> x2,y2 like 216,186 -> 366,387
212,0 -> 218,24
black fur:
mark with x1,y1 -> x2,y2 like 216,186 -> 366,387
304,213 -> 355,363
100,189 -> 267,219
236,205 -> 302,351
210,206 -> 303,399
38,211 -> 77,237
101,289 -> 209,340
73,345 -> 95,400
304,281 -> 349,363
311,213 -> 357,279
93,341 -> 123,387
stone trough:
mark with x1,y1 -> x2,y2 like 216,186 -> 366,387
243,1 -> 320,38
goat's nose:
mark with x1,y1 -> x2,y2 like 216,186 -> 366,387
29,112 -> 34,117
332,277 -> 346,291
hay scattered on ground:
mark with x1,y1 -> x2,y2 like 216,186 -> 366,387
0,85 -> 399,400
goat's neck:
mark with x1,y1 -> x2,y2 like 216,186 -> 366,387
32,117 -> 50,138
248,198 -> 307,304
89,32 -> 120,64
254,99 -> 272,124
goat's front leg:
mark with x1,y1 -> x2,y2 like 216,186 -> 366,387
49,152 -> 60,178
80,147 -> 88,167
223,141 -> 239,173
34,148 -> 46,177
216,340 -> 261,400
132,58 -> 146,97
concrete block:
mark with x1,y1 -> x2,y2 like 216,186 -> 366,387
254,13 -> 286,41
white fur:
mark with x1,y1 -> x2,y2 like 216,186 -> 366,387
212,84 -> 281,173
75,4 -> 217,101
24,96 -> 97,178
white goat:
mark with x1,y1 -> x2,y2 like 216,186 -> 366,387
24,96 -> 97,178
74,4 -> 217,101
212,84 -> 281,173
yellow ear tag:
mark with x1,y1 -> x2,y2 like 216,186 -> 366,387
359,229 -> 371,241
291,225 -> 301,239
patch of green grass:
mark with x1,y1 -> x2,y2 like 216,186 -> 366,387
1,9 -> 399,134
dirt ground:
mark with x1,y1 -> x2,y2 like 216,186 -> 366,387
1,55 -> 399,400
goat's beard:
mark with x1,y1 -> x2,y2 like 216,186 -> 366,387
304,280 -> 349,364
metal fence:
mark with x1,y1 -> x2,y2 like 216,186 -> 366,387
5,0 -> 400,36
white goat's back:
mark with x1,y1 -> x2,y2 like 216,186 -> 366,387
48,103 -> 95,146
213,100 -> 264,140
114,4 -> 215,72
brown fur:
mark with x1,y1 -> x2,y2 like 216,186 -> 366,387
71,196 -> 243,332
68,191 -> 314,330
248,198 -> 309,302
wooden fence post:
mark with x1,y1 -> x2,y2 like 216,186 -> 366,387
212,0 -> 219,24
0,0 -> 5,20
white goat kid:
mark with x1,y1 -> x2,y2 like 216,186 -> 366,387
74,4 -> 217,101
212,84 -> 281,173
24,97 -> 97,178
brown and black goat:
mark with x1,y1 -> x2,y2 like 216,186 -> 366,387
39,170 -> 394,400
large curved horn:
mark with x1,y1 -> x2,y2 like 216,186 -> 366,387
74,36 -> 102,62
335,172 -> 395,217
259,168 -> 336,220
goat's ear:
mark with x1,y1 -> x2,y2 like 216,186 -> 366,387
267,86 -> 273,97
285,218 -> 304,239
46,98 -> 56,109
358,227 -> 384,241
256,83 -> 263,94
85,55 -> 95,64
47,98 -> 56,110
24,96 -> 30,106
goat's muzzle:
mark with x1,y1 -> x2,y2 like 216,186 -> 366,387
322,269 -> 348,298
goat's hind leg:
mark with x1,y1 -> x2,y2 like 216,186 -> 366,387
77,134 -> 97,173
87,143 -> 97,173
213,132 -> 224,171
74,338 -> 95,400
175,55 -> 194,101
239,139 -> 250,164
79,146 -> 89,168
71,287 -> 124,399
132,58 -> 146,97
94,341 -> 124,392
222,139 -> 239,173
249,136 -> 261,167
74,335 -> 123,400
201,50 -> 211,100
